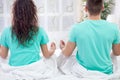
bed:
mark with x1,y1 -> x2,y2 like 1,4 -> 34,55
0,49 -> 120,80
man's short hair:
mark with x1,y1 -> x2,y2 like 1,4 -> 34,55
86,0 -> 103,15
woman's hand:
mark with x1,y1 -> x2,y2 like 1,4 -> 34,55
41,42 -> 56,58
50,42 -> 56,53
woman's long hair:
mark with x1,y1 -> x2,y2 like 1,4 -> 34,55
12,0 -> 38,46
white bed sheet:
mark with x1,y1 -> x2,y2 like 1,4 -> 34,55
0,50 -> 120,80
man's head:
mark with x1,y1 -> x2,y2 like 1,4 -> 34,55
85,0 -> 104,16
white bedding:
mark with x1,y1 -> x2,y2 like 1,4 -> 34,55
0,55 -> 61,80
57,54 -> 120,80
0,50 -> 120,80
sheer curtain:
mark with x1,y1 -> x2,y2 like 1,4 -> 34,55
114,0 -> 120,27
34,0 -> 83,47
0,0 -> 83,47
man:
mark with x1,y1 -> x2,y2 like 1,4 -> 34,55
59,0 -> 120,76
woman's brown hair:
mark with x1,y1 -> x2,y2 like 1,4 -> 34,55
12,0 -> 38,46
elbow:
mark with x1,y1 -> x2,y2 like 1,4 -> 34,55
0,53 -> 8,59
114,53 -> 120,56
43,55 -> 51,58
113,52 -> 120,56
63,53 -> 71,57
62,50 -> 72,57
0,55 -> 7,59
43,53 -> 52,58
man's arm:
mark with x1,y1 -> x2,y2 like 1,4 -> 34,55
112,44 -> 120,56
60,41 -> 76,57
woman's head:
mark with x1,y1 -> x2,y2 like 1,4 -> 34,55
85,0 -> 104,16
12,0 -> 38,45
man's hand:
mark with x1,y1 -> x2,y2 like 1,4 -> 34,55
60,40 -> 65,50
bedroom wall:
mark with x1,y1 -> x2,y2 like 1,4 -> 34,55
0,0 -> 83,45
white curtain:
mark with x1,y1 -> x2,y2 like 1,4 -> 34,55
114,0 -> 120,27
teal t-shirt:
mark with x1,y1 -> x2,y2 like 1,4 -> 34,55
0,27 -> 49,66
69,20 -> 120,74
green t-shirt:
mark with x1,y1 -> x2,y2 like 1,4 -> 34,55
69,20 -> 120,74
0,27 -> 49,66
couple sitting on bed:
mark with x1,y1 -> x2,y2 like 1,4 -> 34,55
0,0 -> 120,76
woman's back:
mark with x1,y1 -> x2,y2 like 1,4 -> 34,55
0,27 -> 49,66
0,0 -> 56,67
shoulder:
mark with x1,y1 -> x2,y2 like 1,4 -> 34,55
38,27 -> 46,33
101,21 -> 120,35
100,20 -> 117,27
1,27 -> 11,35
37,27 -> 48,36
105,21 -> 119,30
3,27 -> 11,32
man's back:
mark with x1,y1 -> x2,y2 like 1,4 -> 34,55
69,20 -> 120,74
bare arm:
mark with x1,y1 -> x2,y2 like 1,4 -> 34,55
60,40 -> 76,57
41,42 -> 56,58
0,46 -> 9,59
112,44 -> 120,56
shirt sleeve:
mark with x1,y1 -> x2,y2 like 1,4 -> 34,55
0,28 -> 9,48
113,26 -> 120,44
68,25 -> 76,43
40,28 -> 49,45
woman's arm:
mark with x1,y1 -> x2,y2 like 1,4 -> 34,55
0,45 -> 9,59
41,42 -> 56,58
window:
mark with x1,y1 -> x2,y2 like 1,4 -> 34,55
0,0 -> 4,32
0,0 -> 83,41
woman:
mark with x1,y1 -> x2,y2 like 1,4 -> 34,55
0,0 -> 56,66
